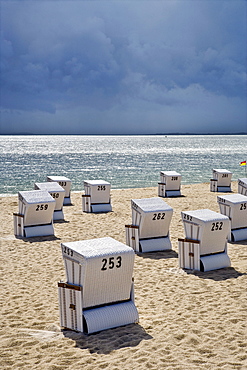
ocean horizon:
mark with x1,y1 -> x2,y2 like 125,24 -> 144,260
0,134 -> 246,196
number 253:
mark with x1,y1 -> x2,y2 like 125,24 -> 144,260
101,256 -> 122,270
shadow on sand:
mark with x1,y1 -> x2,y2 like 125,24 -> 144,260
62,323 -> 152,354
185,266 -> 246,281
137,249 -> 178,260
16,235 -> 61,243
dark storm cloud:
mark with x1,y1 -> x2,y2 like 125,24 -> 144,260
0,0 -> 246,134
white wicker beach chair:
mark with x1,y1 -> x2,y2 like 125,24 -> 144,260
217,194 -> 247,241
210,169 -> 232,192
34,182 -> 65,221
82,180 -> 112,213
58,237 -> 138,334
13,190 -> 55,237
158,171 -> 182,197
125,197 -> 173,253
46,176 -> 72,205
178,209 -> 231,272
238,178 -> 247,196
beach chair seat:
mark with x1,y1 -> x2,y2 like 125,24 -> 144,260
238,178 -> 247,195
210,169 -> 232,192
178,209 -> 231,271
34,182 -> 65,221
158,171 -> 182,197
125,197 -> 173,252
13,190 -> 55,237
82,180 -> 112,213
58,237 -> 138,334
46,176 -> 72,205
58,281 -> 138,334
217,194 -> 247,241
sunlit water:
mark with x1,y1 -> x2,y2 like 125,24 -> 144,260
0,135 -> 246,195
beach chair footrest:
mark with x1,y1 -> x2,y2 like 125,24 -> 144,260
83,300 -> 139,334
200,252 -> 231,272
53,209 -> 64,221
63,196 -> 72,205
91,203 -> 112,213
24,224 -> 54,238
217,186 -> 232,192
165,190 -> 181,197
139,237 -> 172,253
231,228 -> 247,242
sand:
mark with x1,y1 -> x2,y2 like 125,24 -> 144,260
0,182 -> 246,370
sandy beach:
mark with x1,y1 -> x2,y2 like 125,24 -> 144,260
1,182 -> 246,370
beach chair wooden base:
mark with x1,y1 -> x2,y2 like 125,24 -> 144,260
210,179 -> 231,193
158,183 -> 181,197
13,213 -> 54,237
82,195 -> 112,213
58,282 -> 138,334
125,224 -> 172,253
178,238 -> 231,272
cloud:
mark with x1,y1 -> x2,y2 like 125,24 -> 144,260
0,0 -> 246,134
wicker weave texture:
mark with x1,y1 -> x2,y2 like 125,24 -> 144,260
34,182 -> 65,211
181,209 -> 230,255
212,169 -> 232,187
238,178 -> 247,195
18,190 -> 55,226
218,194 -> 247,229
61,237 -> 135,308
46,176 -> 71,197
131,198 -> 173,239
160,171 -> 181,190
58,283 -> 83,332
84,180 -> 111,204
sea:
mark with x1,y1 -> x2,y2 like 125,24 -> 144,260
0,135 -> 246,196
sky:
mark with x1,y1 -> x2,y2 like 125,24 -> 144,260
0,0 -> 247,135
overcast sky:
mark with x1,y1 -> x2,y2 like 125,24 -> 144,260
0,0 -> 246,135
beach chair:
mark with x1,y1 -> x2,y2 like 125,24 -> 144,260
46,176 -> 72,205
13,190 -> 55,237
82,180 -> 112,213
58,237 -> 139,334
125,197 -> 173,253
217,194 -> 247,242
178,209 -> 231,271
158,171 -> 182,197
210,169 -> 232,192
34,182 -> 65,221
238,178 -> 247,195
